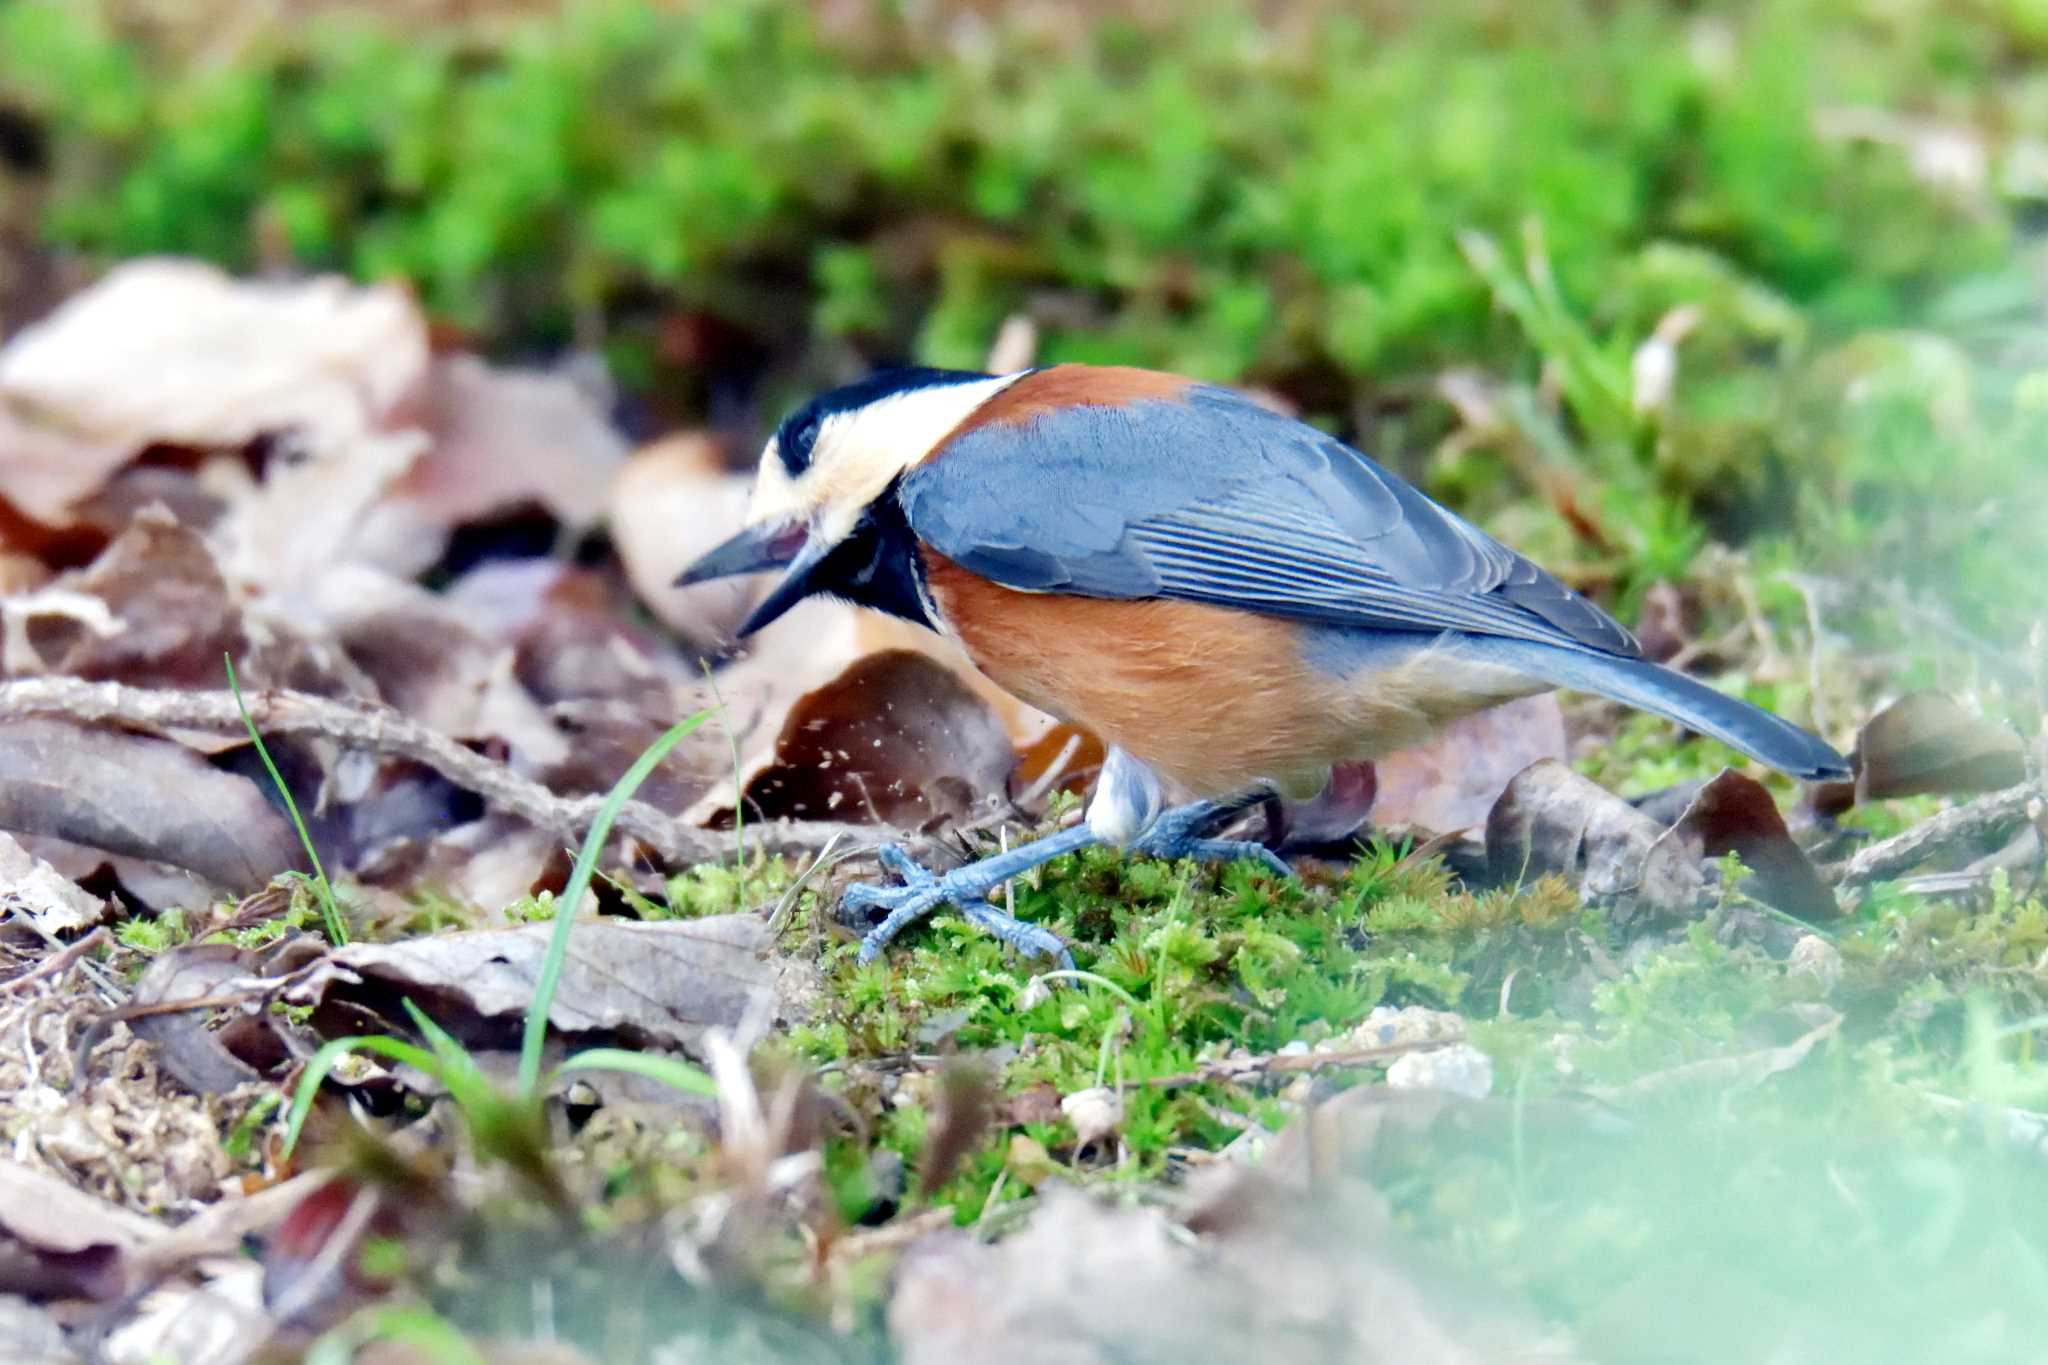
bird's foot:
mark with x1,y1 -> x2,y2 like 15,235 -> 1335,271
1130,799 -> 1292,879
839,832 -> 1091,966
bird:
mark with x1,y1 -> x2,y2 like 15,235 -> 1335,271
676,364 -> 1850,965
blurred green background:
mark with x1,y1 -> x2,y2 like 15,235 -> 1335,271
2,0 -> 2043,705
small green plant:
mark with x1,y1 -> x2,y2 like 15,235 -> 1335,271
281,712 -> 720,1158
226,654 -> 347,946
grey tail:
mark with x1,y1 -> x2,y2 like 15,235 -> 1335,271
1483,641 -> 1851,782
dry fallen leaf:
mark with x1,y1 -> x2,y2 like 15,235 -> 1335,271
606,431 -> 764,648
0,717 -> 303,890
0,258 -> 426,525
0,828 -> 105,935
103,943 -> 270,1095
1651,769 -> 1838,920
285,914 -> 778,1056
889,1182 -> 1576,1365
22,506 -> 237,689
1485,759 -> 1702,915
0,1159 -> 163,1302
728,649 -> 1015,828
1373,693 -> 1568,835
386,354 -> 628,534
1854,691 -> 2027,802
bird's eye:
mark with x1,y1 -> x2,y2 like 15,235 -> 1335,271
779,411 -> 823,475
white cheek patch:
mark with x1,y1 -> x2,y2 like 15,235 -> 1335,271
745,371 -> 1029,542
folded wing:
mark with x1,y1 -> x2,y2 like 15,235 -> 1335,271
900,381 -> 1641,660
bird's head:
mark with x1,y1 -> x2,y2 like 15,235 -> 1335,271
675,367 -> 1019,636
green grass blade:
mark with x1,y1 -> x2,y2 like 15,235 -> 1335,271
282,1034 -> 445,1156
518,712 -> 713,1096
553,1046 -> 719,1098
225,653 -> 347,945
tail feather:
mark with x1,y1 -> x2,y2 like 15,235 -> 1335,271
1482,641 -> 1850,782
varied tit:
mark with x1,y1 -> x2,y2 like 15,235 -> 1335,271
678,364 -> 1850,966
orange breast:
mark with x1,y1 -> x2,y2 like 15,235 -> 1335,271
921,553 -> 1463,798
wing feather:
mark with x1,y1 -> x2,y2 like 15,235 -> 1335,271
899,377 -> 1639,658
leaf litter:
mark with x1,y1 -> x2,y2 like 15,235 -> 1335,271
0,258 -> 2040,1362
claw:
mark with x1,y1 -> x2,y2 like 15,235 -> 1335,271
1130,800 -> 1292,879
841,826 -> 1097,963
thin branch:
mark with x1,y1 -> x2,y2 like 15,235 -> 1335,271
0,677 -> 870,866
1832,781 -> 2044,890
1133,1034 -> 1464,1090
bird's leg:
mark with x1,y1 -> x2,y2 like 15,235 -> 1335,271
839,824 -> 1097,967
1130,794 -> 1293,879
840,752 -> 1292,965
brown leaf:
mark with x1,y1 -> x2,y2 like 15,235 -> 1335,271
0,717 -> 303,889
733,650 -> 1014,827
1633,581 -> 1696,663
1485,759 -> 1702,915
890,1183 -> 1574,1365
111,943 -> 269,1094
310,565 -> 568,767
0,1160 -> 162,1301
27,506 -> 236,689
284,914 -> 778,1055
0,829 -> 105,935
1652,769 -> 1838,920
1374,693 -> 1568,835
1854,691 -> 2027,802
446,559 -> 680,713
0,259 -> 427,525
390,355 -> 628,534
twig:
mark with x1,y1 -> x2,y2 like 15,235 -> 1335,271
0,676 -> 872,867
1133,1034 -> 1463,1090
2,925 -> 109,995
1832,781 -> 2044,890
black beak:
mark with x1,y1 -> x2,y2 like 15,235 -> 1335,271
674,521 -> 830,638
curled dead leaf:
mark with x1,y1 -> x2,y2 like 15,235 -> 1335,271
1854,691 -> 2026,803
1651,769 -> 1838,920
0,829 -> 105,935
1485,760 -> 1701,916
728,650 -> 1015,828
0,717 -> 302,890
0,1161 -> 163,1301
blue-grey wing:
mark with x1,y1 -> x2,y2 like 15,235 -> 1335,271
898,383 -> 1640,658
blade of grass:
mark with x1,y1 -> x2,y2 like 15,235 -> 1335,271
518,712 -> 713,1095
282,1034 -> 446,1156
225,654 -> 346,945
554,1046 -> 719,1098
